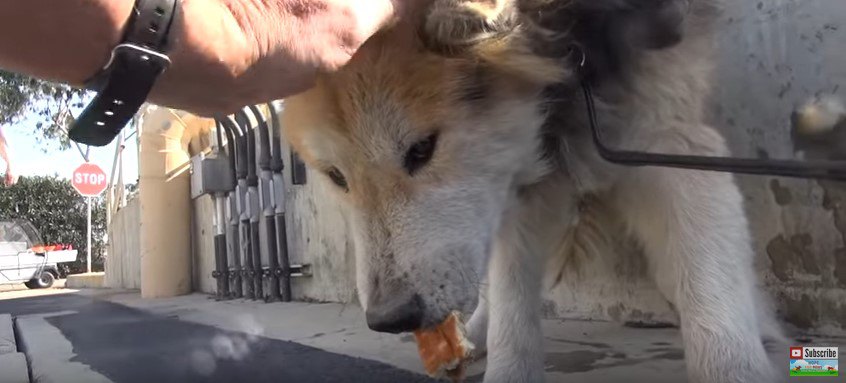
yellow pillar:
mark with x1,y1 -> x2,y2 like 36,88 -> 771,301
138,106 -> 194,298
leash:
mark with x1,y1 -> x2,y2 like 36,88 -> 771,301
573,46 -> 846,181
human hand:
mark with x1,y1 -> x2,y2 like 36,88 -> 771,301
148,0 -> 426,116
3,167 -> 16,186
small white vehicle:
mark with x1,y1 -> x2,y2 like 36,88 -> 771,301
0,219 -> 78,289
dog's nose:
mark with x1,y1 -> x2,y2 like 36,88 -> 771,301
365,293 -> 424,333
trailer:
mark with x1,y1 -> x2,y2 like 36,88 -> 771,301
0,219 -> 78,289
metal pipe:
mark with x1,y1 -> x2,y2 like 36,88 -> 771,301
234,110 -> 260,300
210,121 -> 231,300
219,117 -> 244,298
268,101 -> 284,174
244,109 -> 265,301
248,105 -> 282,302
219,121 -> 239,298
267,101 -> 293,302
217,121 -> 232,300
212,197 -> 230,299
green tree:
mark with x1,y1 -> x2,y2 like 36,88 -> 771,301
0,70 -> 90,152
0,175 -> 106,274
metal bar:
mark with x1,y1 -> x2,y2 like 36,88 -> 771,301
570,45 -> 846,181
86,196 -> 92,273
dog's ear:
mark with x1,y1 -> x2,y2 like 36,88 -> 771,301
421,0 -> 568,85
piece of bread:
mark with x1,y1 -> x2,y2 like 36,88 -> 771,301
413,311 -> 475,382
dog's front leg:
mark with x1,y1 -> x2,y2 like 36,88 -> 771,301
465,281 -> 489,359
483,215 -> 545,383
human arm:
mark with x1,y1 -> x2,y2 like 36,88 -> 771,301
0,0 -> 415,116
0,126 -> 16,186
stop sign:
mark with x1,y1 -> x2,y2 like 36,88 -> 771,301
72,163 -> 108,196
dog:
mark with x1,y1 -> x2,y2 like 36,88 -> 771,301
280,0 -> 783,381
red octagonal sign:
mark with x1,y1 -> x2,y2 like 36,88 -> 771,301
72,163 -> 108,197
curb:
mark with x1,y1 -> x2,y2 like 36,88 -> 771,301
65,273 -> 105,289
0,314 -> 16,355
14,313 -> 112,383
0,313 -> 29,383
0,352 -> 29,383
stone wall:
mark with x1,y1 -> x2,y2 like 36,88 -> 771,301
712,0 -> 846,332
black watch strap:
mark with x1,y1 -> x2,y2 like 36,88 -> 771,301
68,0 -> 179,146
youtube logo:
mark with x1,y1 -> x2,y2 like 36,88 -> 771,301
791,347 -> 803,359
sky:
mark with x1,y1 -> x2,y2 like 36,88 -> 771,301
3,108 -> 139,184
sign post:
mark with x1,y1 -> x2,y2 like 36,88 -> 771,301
87,197 -> 92,273
72,163 -> 108,273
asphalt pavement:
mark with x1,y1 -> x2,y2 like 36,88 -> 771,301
0,293 -> 436,383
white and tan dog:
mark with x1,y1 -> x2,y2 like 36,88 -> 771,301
281,0 -> 783,382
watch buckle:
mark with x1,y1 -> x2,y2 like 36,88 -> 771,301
102,43 -> 172,71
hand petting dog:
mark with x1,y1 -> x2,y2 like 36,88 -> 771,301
149,0 -> 431,115
0,0 -> 428,117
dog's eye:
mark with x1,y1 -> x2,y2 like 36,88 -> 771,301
403,133 -> 438,175
326,167 -> 349,192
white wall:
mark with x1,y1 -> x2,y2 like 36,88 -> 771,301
105,197 -> 141,289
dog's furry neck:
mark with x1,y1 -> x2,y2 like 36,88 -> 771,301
528,0 -> 725,188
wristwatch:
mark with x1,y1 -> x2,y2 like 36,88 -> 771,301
67,0 -> 179,146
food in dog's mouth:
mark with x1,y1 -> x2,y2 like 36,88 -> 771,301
413,311 -> 475,382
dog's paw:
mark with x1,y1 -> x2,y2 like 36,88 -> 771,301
464,320 -> 487,361
422,0 -> 518,56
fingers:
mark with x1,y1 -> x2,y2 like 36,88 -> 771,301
317,0 -> 414,71
348,0 -> 399,38
4,170 -> 16,186
151,0 -> 429,116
